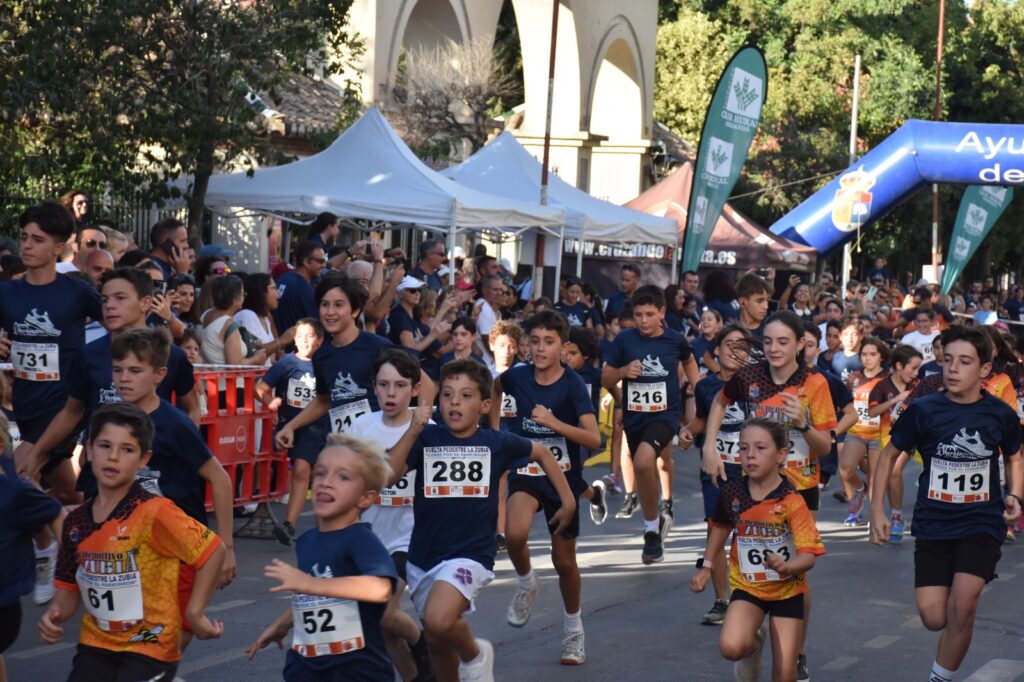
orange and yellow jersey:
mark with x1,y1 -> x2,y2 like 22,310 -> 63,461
721,362 -> 837,490
983,371 -> 1016,412
846,370 -> 888,440
55,485 -> 221,663
1008,363 -> 1024,426
710,477 -> 825,601
869,375 -> 918,446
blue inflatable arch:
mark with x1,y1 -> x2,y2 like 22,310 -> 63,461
770,120 -> 1024,254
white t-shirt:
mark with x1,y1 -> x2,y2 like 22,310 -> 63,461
900,330 -> 939,362
475,299 -> 498,366
348,411 -> 432,554
234,309 -> 274,366
56,261 -> 79,274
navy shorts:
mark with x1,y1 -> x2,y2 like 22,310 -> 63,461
287,424 -> 327,466
508,475 -> 581,540
700,464 -> 744,520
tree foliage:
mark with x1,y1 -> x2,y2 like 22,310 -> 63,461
0,0 -> 360,237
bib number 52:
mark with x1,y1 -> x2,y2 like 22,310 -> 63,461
301,609 -> 336,634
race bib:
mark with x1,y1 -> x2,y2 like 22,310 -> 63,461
715,430 -> 741,465
517,437 -> 570,476
329,400 -> 371,434
291,594 -> 364,657
784,431 -> 811,470
626,381 -> 667,413
500,393 -> 517,418
423,446 -> 491,497
286,378 -> 316,409
76,566 -> 144,632
11,341 -> 59,381
736,532 -> 796,583
928,457 -> 990,503
377,470 -> 415,506
855,400 -> 879,427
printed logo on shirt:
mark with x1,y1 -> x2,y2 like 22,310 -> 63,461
639,355 -> 669,377
724,402 -> 746,425
277,284 -> 286,297
938,428 -> 992,461
567,313 -> 583,326
99,382 -> 121,405
330,372 -> 367,401
13,308 -> 60,337
311,563 -> 334,579
521,418 -> 555,435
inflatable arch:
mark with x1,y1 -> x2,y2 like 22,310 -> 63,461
770,120 -> 1024,254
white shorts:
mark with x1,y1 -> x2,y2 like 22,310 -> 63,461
406,558 -> 494,620
361,505 -> 414,554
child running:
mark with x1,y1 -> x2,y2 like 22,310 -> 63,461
247,435 -> 399,681
691,418 -> 825,682
870,326 -> 1022,682
840,337 -> 891,526
388,359 -> 575,682
39,403 -> 226,681
491,311 -> 600,665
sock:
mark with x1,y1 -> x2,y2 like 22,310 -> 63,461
644,517 -> 659,534
892,508 -> 903,519
517,569 -> 536,589
563,609 -> 583,633
930,661 -> 956,682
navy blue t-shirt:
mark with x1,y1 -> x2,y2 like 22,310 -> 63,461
831,351 -> 863,384
499,364 -> 594,497
919,359 -> 942,378
605,327 -> 693,431
261,353 -> 325,426
386,306 -> 421,347
821,369 -> 853,443
890,392 -> 1020,542
273,271 -> 316,335
284,523 -> 397,680
440,351 -> 486,367
147,399 -> 213,524
694,373 -> 744,477
707,298 -> 740,322
0,274 -> 102,420
406,424 -> 532,571
604,291 -> 629,318
572,363 -> 602,413
410,266 -> 443,295
314,332 -> 392,433
691,335 -> 713,376
553,301 -> 591,328
0,470 -> 62,605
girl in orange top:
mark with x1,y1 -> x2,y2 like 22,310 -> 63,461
839,338 -> 890,526
867,344 -> 923,543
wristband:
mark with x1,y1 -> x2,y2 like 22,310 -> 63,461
696,557 -> 713,570
796,422 -> 811,433
1008,493 -> 1023,506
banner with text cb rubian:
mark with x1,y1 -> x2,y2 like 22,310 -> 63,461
682,45 -> 768,274
940,185 -> 1014,295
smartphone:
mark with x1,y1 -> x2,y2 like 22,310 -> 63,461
161,239 -> 177,257
756,268 -> 771,278
152,280 -> 167,297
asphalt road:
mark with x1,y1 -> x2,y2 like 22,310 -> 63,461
7,448 -> 1024,681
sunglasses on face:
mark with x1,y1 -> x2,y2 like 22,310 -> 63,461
307,256 -> 326,264
84,239 -> 107,249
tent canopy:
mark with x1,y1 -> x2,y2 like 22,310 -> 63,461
196,108 -> 563,230
442,132 -> 677,245
626,163 -> 817,273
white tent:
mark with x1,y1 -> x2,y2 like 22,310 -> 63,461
441,132 -> 677,280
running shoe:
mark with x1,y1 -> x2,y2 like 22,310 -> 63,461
832,490 -> 848,504
889,515 -> 905,544
659,497 -> 674,520
1007,526 -> 1017,543
560,630 -> 585,665
615,492 -> 639,519
659,509 -> 673,542
34,541 -> 57,605
797,653 -> 810,681
589,480 -> 608,526
848,486 -> 867,516
460,638 -> 494,682
601,473 -> 623,496
496,533 -> 507,553
734,620 -> 766,682
641,530 -> 663,565
507,580 -> 539,627
843,512 -> 861,527
274,520 -> 297,547
701,599 -> 728,625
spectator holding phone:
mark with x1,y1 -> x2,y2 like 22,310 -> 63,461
148,218 -> 192,279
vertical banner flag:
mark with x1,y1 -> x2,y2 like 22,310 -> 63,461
940,185 -> 1014,295
682,45 -> 767,273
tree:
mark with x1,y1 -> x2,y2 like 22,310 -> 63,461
1,0 -> 361,239
385,37 -> 519,158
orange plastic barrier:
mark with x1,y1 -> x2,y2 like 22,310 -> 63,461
196,366 -> 288,512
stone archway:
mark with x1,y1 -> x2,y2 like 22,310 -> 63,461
386,0 -> 470,88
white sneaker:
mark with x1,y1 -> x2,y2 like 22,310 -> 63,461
560,630 -> 585,665
460,638 -> 494,682
733,620 -> 766,682
507,579 -> 539,626
34,541 -> 57,605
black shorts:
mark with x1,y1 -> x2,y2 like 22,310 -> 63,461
797,486 -> 820,512
508,476 -> 580,540
391,551 -> 408,583
731,589 -> 805,620
286,424 -> 327,467
18,411 -> 84,475
625,420 -> 676,458
914,534 -> 1002,587
0,601 -> 21,654
67,644 -> 178,682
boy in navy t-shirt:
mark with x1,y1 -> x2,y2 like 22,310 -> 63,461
440,315 -> 487,367
490,311 -> 600,665
247,435 -> 398,681
388,359 -> 576,682
602,286 -> 699,564
870,326 -> 1023,682
257,317 -> 327,543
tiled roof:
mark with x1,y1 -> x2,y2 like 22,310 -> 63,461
652,120 -> 695,165
269,73 -> 344,138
